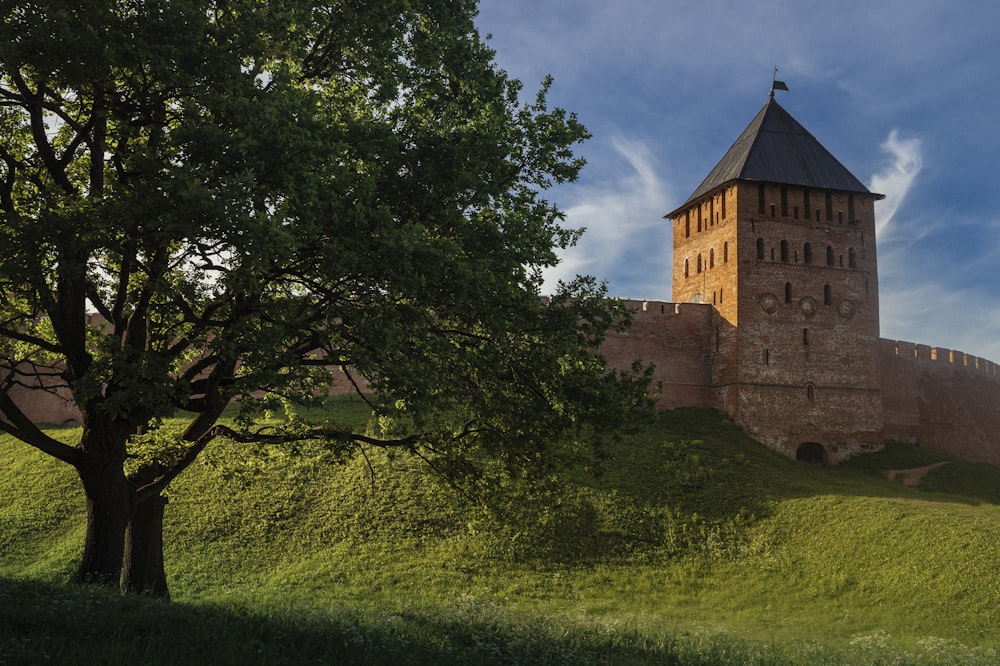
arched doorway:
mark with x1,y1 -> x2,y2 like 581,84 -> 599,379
796,442 -> 826,465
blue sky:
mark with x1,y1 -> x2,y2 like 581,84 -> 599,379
475,0 -> 1000,363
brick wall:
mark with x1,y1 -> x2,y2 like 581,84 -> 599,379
600,300 -> 716,410
880,339 -> 1000,466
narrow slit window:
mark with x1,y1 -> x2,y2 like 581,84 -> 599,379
785,282 -> 792,303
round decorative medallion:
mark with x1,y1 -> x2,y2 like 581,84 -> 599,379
800,296 -> 817,317
838,299 -> 856,319
760,293 -> 778,314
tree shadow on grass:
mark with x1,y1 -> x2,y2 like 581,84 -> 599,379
0,575 -> 790,666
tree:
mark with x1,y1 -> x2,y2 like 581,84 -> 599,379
0,0 -> 652,597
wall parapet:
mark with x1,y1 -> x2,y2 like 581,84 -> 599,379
880,338 -> 1000,383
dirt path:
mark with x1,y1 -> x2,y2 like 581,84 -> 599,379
886,461 -> 949,487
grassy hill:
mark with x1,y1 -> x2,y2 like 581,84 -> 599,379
2,401 -> 1000,664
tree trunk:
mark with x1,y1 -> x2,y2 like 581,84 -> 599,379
69,420 -> 135,588
70,453 -> 134,587
122,494 -> 170,599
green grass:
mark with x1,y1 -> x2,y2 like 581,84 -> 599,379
2,402 -> 1000,664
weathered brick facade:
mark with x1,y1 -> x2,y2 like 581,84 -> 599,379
603,96 -> 1000,466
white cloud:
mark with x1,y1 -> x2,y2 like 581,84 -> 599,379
542,137 -> 674,298
870,130 -> 922,238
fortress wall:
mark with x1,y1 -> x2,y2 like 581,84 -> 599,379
600,300 -> 715,410
880,338 -> 1000,466
5,363 -> 364,427
7,368 -> 81,426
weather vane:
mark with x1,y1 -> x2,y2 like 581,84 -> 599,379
770,66 -> 789,97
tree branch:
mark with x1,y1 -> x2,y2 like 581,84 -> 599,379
0,391 -> 80,466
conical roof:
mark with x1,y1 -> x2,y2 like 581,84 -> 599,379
667,96 -> 882,218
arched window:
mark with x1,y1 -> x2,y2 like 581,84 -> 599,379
824,284 -> 831,305
756,238 -> 765,260
709,248 -> 715,269
804,242 -> 812,264
806,383 -> 816,401
826,245 -> 834,266
848,248 -> 857,269
723,242 -> 729,263
684,259 -> 689,278
785,282 -> 792,303
780,240 -> 789,263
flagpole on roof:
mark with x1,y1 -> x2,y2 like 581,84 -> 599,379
770,66 -> 789,97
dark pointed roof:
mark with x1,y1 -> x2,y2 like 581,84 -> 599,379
667,96 -> 883,218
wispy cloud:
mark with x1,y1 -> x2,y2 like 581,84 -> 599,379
543,137 -> 673,298
870,130 -> 922,238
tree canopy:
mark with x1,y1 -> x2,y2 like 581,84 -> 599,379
0,0 -> 651,596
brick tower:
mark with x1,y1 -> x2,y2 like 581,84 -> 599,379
666,93 -> 884,463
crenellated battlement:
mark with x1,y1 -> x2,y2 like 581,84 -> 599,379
881,339 -> 1000,383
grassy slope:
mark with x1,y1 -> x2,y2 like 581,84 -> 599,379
2,403 -> 999,664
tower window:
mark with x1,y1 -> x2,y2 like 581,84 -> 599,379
709,248 -> 715,269
719,287 -> 723,303
826,245 -> 834,266
838,211 -> 843,224
756,238 -> 765,260
758,184 -> 766,214
794,206 -> 799,220
825,192 -> 833,221
803,188 -> 811,216
848,194 -> 855,223
804,242 -> 812,264
785,282 -> 792,303
684,259 -> 689,278
724,242 -> 729,263
697,254 -> 702,273
824,284 -> 831,305
780,240 -> 789,263
849,248 -> 856,269
781,187 -> 788,217
697,207 -> 702,232
771,204 -> 776,217
803,328 -> 810,346
806,383 -> 815,401
685,212 -> 690,238
721,191 -> 727,219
